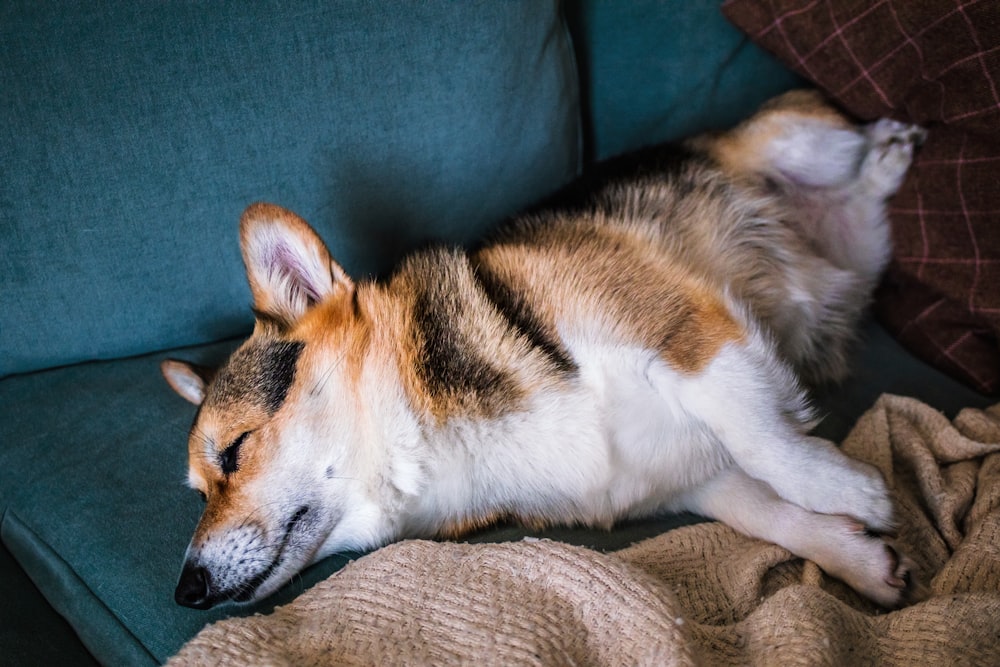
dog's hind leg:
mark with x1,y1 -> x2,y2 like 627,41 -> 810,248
741,94 -> 924,282
680,467 -> 916,608
703,90 -> 866,189
797,117 -> 924,283
706,90 -> 923,279
697,91 -> 925,384
756,112 -> 925,386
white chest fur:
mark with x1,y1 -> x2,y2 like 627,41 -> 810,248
401,336 -> 747,534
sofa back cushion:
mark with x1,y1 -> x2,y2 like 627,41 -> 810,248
567,0 -> 803,161
0,1 -> 580,377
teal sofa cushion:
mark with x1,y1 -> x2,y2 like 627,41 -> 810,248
568,0 -> 804,160
0,0 -> 580,378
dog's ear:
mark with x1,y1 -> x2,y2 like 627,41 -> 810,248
239,202 -> 354,330
161,359 -> 215,405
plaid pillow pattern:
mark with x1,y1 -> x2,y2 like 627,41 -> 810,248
723,0 -> 1000,394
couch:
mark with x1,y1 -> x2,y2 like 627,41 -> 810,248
2,1 -> 995,664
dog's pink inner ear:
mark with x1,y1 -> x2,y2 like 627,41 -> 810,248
266,242 -> 326,307
240,203 -> 354,329
251,239 -> 353,328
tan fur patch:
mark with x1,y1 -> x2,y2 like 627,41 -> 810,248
652,277 -> 745,372
295,288 -> 372,392
476,221 -> 745,375
186,408 -> 277,537
694,89 -> 851,179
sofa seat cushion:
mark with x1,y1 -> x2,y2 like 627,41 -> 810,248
0,0 -> 580,377
0,339 -> 291,664
0,319 -> 990,664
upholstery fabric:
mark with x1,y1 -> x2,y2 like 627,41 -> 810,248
567,0 -> 804,161
0,0 -> 580,377
723,0 -> 1000,395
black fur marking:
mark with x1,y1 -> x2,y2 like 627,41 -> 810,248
411,276 -> 520,416
257,340 -> 305,413
471,263 -> 577,375
209,339 -> 305,415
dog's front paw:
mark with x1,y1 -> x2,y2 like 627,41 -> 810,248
842,460 -> 896,534
837,522 -> 920,608
862,119 -> 927,197
795,448 -> 896,534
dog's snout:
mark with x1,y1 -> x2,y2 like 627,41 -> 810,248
175,563 -> 214,609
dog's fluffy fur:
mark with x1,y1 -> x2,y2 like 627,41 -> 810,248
162,91 -> 925,610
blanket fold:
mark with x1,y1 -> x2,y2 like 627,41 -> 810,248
170,395 -> 1000,666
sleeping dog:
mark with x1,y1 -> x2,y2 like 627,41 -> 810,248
162,91 -> 924,610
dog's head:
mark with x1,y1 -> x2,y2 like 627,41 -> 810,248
162,203 -> 414,609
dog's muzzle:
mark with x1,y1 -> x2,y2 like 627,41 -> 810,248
174,505 -> 313,609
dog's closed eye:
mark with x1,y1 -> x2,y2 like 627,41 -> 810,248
220,431 -> 250,476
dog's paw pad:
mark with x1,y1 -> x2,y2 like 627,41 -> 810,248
861,537 -> 919,608
861,119 -> 926,196
867,119 -> 926,146
883,544 -> 909,589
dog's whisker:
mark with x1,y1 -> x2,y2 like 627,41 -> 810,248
310,352 -> 347,397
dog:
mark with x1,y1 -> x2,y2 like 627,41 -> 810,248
162,91 -> 925,610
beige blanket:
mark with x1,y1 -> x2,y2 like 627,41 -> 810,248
170,395 -> 1000,666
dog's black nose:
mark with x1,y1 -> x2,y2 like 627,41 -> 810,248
175,563 -> 214,609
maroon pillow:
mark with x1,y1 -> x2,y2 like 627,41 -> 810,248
723,0 -> 1000,395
